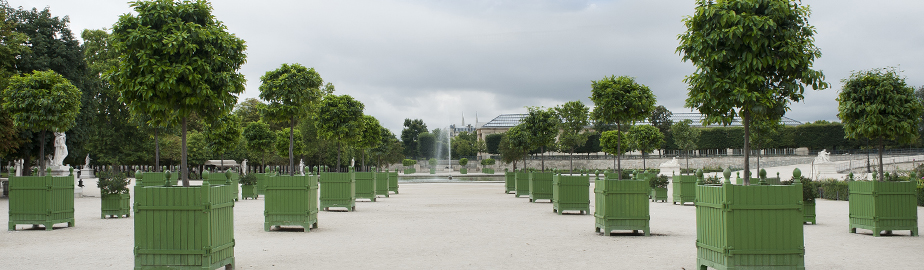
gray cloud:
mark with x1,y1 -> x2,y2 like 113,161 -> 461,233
12,0 -> 924,134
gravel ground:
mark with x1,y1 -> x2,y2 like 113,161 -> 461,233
2,182 -> 923,269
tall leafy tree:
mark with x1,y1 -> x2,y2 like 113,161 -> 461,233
0,5 -> 29,159
499,125 -> 530,170
357,115 -> 383,171
590,75 -> 656,178
451,131 -> 480,158
678,0 -> 827,184
203,114 -> 242,169
599,130 -> 629,170
521,106 -> 558,171
555,100 -> 589,174
372,126 -> 403,169
648,105 -> 673,156
485,133 -> 504,155
243,121 -> 274,170
401,118 -> 427,159
315,94 -> 364,172
259,63 -> 323,176
838,68 -> 923,181
627,125 -> 664,170
417,132 -> 435,159
110,0 -> 247,185
1,70 -> 81,175
234,98 -> 265,124
671,119 -> 701,171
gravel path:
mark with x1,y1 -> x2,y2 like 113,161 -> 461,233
2,182 -> 922,269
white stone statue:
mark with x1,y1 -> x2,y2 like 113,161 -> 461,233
814,149 -> 831,164
665,157 -> 679,166
51,132 -> 67,166
15,159 -> 23,176
351,158 -> 355,167
241,159 -> 248,175
85,154 -> 91,167
299,159 -> 305,175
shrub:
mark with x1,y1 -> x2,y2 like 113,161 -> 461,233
459,158 -> 468,167
782,176 -> 819,201
428,158 -> 437,166
97,170 -> 130,195
701,175 -> 721,185
480,158 -> 496,166
818,179 -> 849,201
240,173 -> 257,185
650,175 -> 669,189
402,159 -> 417,167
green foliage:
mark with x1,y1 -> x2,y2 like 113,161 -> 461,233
590,75 -> 656,173
371,126 -> 403,168
358,115 -> 383,149
650,175 -> 669,189
110,0 -> 247,128
243,121 -> 274,165
648,105 -> 673,151
522,106 -> 559,152
600,130 -> 629,156
575,131 -> 602,154
234,98 -> 266,124
459,158 -> 468,167
239,173 -> 257,186
485,133 -> 504,154
451,131 -> 480,158
818,179 -> 849,201
499,125 -> 530,166
555,100 -> 590,154
315,94 -> 364,170
678,0 -> 827,126
402,159 -> 417,166
627,125 -> 664,156
428,158 -> 437,166
401,118 -> 427,159
838,68 -> 922,145
274,128 -> 304,158
260,64 -> 323,123
671,119 -> 700,152
203,114 -> 242,159
2,70 -> 82,132
480,158 -> 495,166
97,170 -> 130,195
417,132 -> 435,159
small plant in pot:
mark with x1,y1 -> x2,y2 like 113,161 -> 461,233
459,158 -> 469,174
429,158 -> 437,174
98,170 -> 131,218
240,173 -> 258,200
650,175 -> 669,202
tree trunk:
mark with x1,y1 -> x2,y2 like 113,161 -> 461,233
540,146 -> 545,172
39,130 -> 46,176
616,121 -> 622,179
686,149 -> 690,174
289,117 -> 295,176
742,111 -> 751,185
642,153 -> 646,170
181,117 -> 189,186
569,150 -> 574,175
155,129 -> 160,172
878,137 -> 884,181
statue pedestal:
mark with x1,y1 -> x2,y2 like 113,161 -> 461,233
48,165 -> 72,177
659,163 -> 680,177
812,162 -> 838,179
80,168 -> 95,179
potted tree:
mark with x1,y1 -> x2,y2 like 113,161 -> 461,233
429,158 -> 437,174
110,1 -> 243,268
591,75 -> 655,236
552,172 -> 590,214
99,170 -> 131,218
240,173 -> 258,200
459,158 -> 468,174
650,175 -> 668,203
839,68 -> 921,237
670,120 -> 700,205
679,0 -> 826,268
402,159 -> 417,174
8,168 -> 76,230
481,158 -> 495,174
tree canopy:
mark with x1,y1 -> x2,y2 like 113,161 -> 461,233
838,68 -> 923,180
555,100 -> 589,173
678,0 -> 827,184
401,118 -> 427,159
110,0 -> 247,184
671,119 -> 701,171
627,124 -> 664,170
590,75 -> 656,176
521,106 -> 559,171
260,63 -> 323,174
316,94 -> 364,171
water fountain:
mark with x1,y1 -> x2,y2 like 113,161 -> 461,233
433,127 -> 452,179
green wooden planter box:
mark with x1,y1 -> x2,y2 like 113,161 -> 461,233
460,168 -> 467,174
241,184 -> 257,200
672,175 -> 697,205
552,175 -> 589,214
8,172 -> 75,231
650,187 -> 668,203
529,172 -> 554,202
696,183 -> 804,270
101,193 -> 131,219
483,168 -> 495,174
320,172 -> 356,211
264,174 -> 318,232
375,172 -> 389,197
403,168 -> 416,174
134,184 -> 235,270
504,172 -> 516,194
354,172 -> 377,202
137,172 -> 172,187
848,181 -> 918,236
515,171 -> 530,198
206,171 -> 240,201
594,179 -> 650,236
254,173 -> 270,195
429,168 -> 436,174
803,200 -> 816,225
388,171 -> 399,194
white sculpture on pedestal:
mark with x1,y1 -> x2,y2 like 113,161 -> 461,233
85,154 -> 91,167
299,159 -> 305,175
15,159 -> 23,176
51,132 -> 67,167
814,149 -> 831,164
659,157 -> 682,176
241,159 -> 248,175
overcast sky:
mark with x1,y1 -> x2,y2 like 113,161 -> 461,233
10,0 -> 924,135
